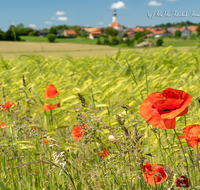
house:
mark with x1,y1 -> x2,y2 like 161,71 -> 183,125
178,27 -> 192,37
37,30 -> 48,37
152,30 -> 168,38
109,9 -> 123,30
120,28 -> 135,38
167,26 -> 197,37
82,27 -> 101,33
63,29 -> 77,37
187,26 -> 198,33
131,27 -> 144,33
57,30 -> 64,36
89,30 -> 102,39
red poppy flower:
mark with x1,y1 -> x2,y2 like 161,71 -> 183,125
140,88 -> 192,129
143,162 -> 167,185
71,125 -> 88,141
43,84 -> 59,99
178,124 -> 200,147
31,127 -> 36,130
44,139 -> 48,144
99,148 -> 109,158
2,101 -> 15,111
43,103 -> 60,112
0,121 -> 6,129
175,176 -> 190,188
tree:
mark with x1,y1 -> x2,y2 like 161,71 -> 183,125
145,30 -> 151,35
137,37 -> 145,44
78,30 -> 88,38
175,30 -> 181,38
28,30 -> 37,36
47,33 -> 57,42
156,38 -> 163,46
0,29 -> 4,40
49,26 -> 57,35
134,32 -> 143,41
16,23 -> 24,29
3,25 -> 21,41
197,24 -> 200,36
104,27 -> 118,36
70,25 -> 81,33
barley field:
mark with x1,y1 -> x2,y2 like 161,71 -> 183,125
0,46 -> 200,189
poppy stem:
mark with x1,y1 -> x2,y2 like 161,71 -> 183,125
173,128 -> 193,189
197,145 -> 200,179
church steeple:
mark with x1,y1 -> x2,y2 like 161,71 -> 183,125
112,9 -> 117,23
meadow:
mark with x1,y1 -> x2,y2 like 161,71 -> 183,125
1,46 -> 200,189
20,36 -> 97,44
20,36 -> 200,47
0,41 -> 120,59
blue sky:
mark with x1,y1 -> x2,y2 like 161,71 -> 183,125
1,0 -> 200,31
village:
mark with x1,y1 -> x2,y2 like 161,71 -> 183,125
36,10 -> 197,38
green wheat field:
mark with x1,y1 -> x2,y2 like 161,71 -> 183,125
1,46 -> 200,189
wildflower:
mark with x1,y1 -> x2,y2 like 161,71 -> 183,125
26,109 -> 30,113
99,148 -> 109,158
140,88 -> 191,129
43,103 -> 60,112
31,126 -> 36,130
143,162 -> 167,185
0,121 -> 6,129
108,135 -> 116,142
2,101 -> 15,111
175,176 -> 190,188
71,124 -> 88,141
44,139 -> 48,144
178,124 -> 200,147
43,84 -> 59,99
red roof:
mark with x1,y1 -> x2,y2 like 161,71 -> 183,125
187,26 -> 197,32
131,28 -> 144,32
127,32 -> 133,35
110,22 -> 121,27
90,31 -> 101,35
152,30 -> 167,34
64,29 -> 77,35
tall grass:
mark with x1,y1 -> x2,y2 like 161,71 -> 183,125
0,46 -> 200,189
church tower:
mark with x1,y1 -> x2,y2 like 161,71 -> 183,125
112,9 -> 117,23
109,9 -> 123,30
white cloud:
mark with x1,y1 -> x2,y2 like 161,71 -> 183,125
44,21 -> 52,24
98,22 -> 104,25
148,1 -> 162,6
51,17 -> 56,20
56,11 -> 65,16
57,17 -> 68,21
110,1 -> 126,9
29,24 -> 36,28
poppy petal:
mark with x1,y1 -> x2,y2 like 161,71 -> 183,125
186,139 -> 199,148
177,107 -> 188,117
148,92 -> 164,104
43,84 -> 59,99
177,135 -> 185,139
153,99 -> 183,111
161,90 -> 192,119
140,99 -> 175,129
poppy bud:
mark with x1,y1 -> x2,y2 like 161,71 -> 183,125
43,139 -> 48,144
175,176 -> 190,188
108,135 -> 116,142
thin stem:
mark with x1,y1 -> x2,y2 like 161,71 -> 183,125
173,128 -> 193,189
